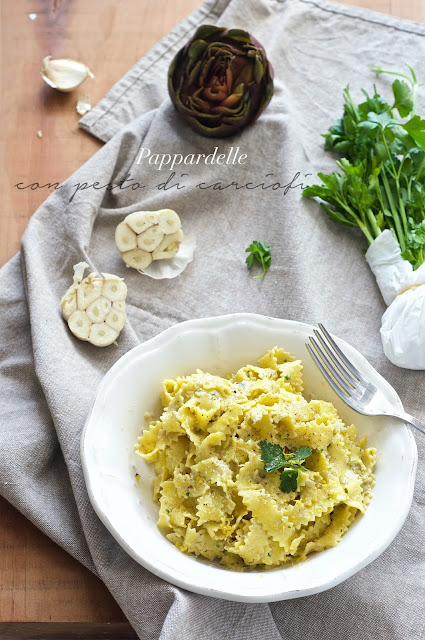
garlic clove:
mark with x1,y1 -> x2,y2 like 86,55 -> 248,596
105,309 -> 126,333
115,222 -> 137,252
137,226 -> 164,252
86,296 -> 111,324
112,301 -> 126,313
61,289 -> 77,321
156,209 -> 181,235
125,211 -> 157,235
121,248 -> 153,270
41,56 -> 94,92
102,278 -> 127,302
89,323 -> 119,348
68,310 -> 91,341
152,230 -> 184,260
76,279 -> 103,310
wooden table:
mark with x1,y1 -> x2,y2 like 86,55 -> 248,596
1,0 -> 424,637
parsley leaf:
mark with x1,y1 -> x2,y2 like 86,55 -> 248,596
303,64 -> 425,270
259,441 -> 313,492
392,79 -> 414,118
259,441 -> 287,473
280,468 -> 299,493
288,446 -> 312,462
245,241 -> 271,279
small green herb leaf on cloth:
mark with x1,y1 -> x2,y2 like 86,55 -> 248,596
245,241 -> 271,279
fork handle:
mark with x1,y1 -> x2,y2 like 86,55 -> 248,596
397,412 -> 425,436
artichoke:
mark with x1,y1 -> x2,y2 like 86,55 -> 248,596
168,25 -> 274,138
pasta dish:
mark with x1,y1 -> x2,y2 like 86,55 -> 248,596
135,347 -> 376,569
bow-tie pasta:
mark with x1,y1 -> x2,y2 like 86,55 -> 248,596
136,348 -> 376,570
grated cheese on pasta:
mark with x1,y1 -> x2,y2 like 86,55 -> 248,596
135,348 -> 376,570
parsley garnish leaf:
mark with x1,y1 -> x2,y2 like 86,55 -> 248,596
280,468 -> 299,493
259,441 -> 286,473
259,441 -> 313,492
245,241 -> 271,279
289,446 -> 312,462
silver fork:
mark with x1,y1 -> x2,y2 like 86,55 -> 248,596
306,324 -> 425,436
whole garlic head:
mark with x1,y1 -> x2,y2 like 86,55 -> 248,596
116,209 -> 183,270
61,262 -> 127,347
41,56 -> 94,92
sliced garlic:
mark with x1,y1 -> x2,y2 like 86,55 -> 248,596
137,226 -> 164,252
89,323 -> 119,347
68,310 -> 91,341
61,289 -> 77,320
115,222 -> 137,252
121,248 -> 152,270
112,301 -> 126,313
41,56 -> 94,92
152,230 -> 184,260
76,278 -> 103,310
157,209 -> 181,234
105,309 -> 126,332
102,278 -> 128,302
61,263 -> 127,347
116,209 -> 187,275
125,211 -> 157,235
86,296 -> 111,323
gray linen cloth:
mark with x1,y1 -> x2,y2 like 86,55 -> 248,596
1,0 -> 425,637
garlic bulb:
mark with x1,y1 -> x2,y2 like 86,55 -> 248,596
61,262 -> 127,347
41,56 -> 94,92
116,210 -> 184,270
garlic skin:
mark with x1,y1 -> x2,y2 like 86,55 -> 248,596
41,56 -> 94,92
116,210 -> 185,272
61,263 -> 127,347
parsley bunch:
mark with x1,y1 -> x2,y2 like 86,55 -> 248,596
259,441 -> 312,492
245,241 -> 271,278
303,65 -> 425,269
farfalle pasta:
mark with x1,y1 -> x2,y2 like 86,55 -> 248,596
135,348 -> 376,569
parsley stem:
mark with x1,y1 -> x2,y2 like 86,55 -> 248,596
366,208 -> 382,238
334,196 -> 375,244
381,166 -> 406,251
380,132 -> 408,236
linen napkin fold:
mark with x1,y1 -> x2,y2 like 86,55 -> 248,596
1,1 -> 425,638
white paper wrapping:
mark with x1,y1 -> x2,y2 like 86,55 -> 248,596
365,230 -> 425,369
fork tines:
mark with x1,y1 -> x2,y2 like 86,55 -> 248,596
306,324 -> 365,399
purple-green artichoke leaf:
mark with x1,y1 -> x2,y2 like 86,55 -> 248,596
168,24 -> 274,138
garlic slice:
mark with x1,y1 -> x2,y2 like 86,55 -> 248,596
61,263 -> 127,347
41,56 -> 94,92
152,230 -> 183,260
137,226 -> 164,252
116,209 -> 193,278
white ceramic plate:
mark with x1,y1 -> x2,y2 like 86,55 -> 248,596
81,314 -> 417,602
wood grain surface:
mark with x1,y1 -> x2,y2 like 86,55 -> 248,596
0,0 -> 424,636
